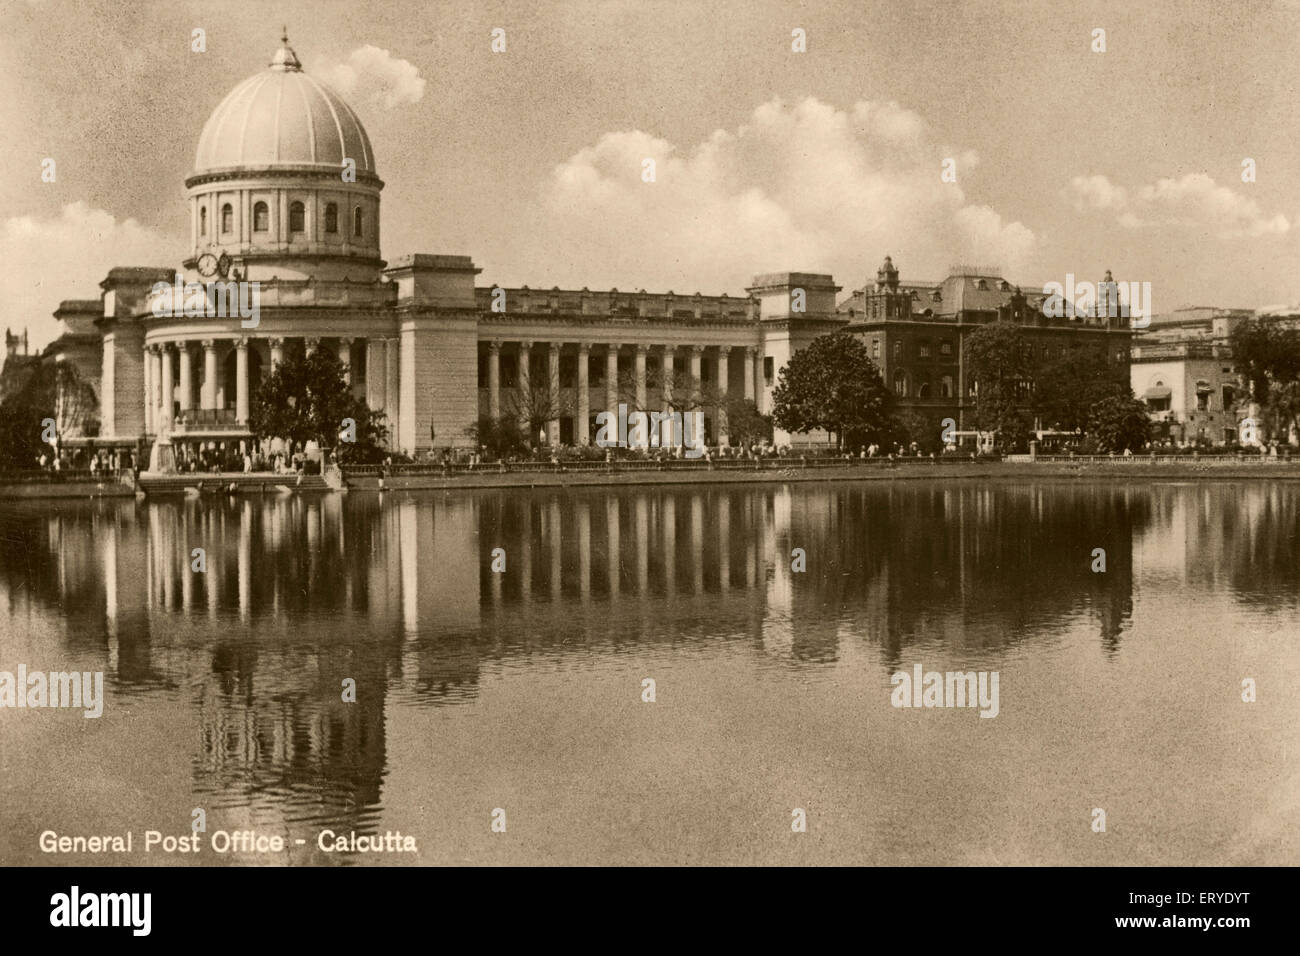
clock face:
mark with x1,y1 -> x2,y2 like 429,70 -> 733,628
196,253 -> 218,278
216,252 -> 231,278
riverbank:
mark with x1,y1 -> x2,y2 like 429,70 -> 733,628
345,460 -> 1300,491
5,459 -> 1298,498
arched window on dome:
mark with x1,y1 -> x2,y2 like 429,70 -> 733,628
289,201 -> 305,234
253,202 -> 269,232
221,204 -> 233,234
353,206 -> 364,238
325,203 -> 338,234
199,206 -> 207,236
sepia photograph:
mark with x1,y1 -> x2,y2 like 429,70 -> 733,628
0,0 -> 1295,935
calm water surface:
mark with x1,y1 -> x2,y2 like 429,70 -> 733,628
1,479 -> 1297,865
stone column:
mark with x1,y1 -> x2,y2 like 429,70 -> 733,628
661,346 -> 675,448
202,340 -> 217,410
547,342 -> 561,445
235,338 -> 249,424
487,341 -> 501,420
606,346 -> 618,417
158,344 -> 173,433
143,345 -> 154,434
744,347 -> 756,402
384,336 -> 400,447
576,342 -> 590,445
338,337 -> 352,383
689,344 -> 703,382
717,346 -> 730,445
269,337 -> 284,367
634,343 -> 647,408
178,343 -> 193,413
518,341 -> 532,429
304,336 -> 320,356
366,337 -> 385,411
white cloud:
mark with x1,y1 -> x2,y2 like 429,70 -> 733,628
1067,171 -> 1287,239
0,202 -> 174,350
1067,174 -> 1128,211
320,46 -> 425,109
1138,173 -> 1289,238
502,96 -> 1036,295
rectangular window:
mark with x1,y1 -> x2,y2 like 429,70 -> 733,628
919,343 -> 931,359
940,340 -> 952,356
763,356 -> 774,386
872,339 -> 880,359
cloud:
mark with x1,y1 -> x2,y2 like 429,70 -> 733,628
1067,174 -> 1128,211
499,96 -> 1036,295
320,46 -> 425,109
1067,171 -> 1287,238
1139,173 -> 1289,238
0,202 -> 174,350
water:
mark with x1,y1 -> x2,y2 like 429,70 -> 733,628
1,480 -> 1296,866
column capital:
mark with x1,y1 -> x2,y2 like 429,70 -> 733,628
745,345 -> 758,357
635,343 -> 649,354
145,343 -> 160,355
718,345 -> 732,355
518,339 -> 533,350
577,341 -> 592,353
691,344 -> 707,354
267,336 -> 285,348
200,339 -> 216,350
235,336 -> 249,350
304,336 -> 321,350
339,336 -> 354,346
487,340 -> 502,353
548,341 -> 561,355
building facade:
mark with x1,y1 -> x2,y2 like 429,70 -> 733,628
838,257 -> 1134,432
1128,307 -> 1253,445
37,35 -> 1139,464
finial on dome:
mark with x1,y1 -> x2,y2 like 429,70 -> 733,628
270,28 -> 302,71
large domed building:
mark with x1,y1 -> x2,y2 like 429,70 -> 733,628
59,34 -> 903,467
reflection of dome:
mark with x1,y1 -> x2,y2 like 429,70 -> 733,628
193,32 -> 375,175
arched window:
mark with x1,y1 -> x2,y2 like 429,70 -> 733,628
221,203 -> 233,234
353,206 -> 363,237
918,380 -> 931,399
324,203 -> 338,233
199,206 -> 207,236
253,202 -> 269,232
940,375 -> 953,398
289,201 -> 305,234
893,371 -> 908,397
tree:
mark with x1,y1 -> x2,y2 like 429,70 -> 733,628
465,416 -> 528,459
1088,394 -> 1151,453
1230,318 -> 1300,442
771,331 -> 894,447
248,350 -> 387,461
1034,348 -> 1128,431
964,322 -> 1036,449
0,361 -> 98,469
723,397 -> 772,447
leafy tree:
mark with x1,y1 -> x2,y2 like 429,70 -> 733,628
248,350 -> 387,462
771,331 -> 894,447
723,397 -> 772,447
465,416 -> 528,459
889,408 -> 944,454
964,322 -> 1036,448
0,362 -> 98,469
1034,348 -> 1128,431
1230,318 -> 1300,441
1088,394 -> 1151,453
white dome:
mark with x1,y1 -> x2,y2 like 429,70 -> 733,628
194,34 -> 375,175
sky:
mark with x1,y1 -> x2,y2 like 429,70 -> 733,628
2,0 -> 1299,349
